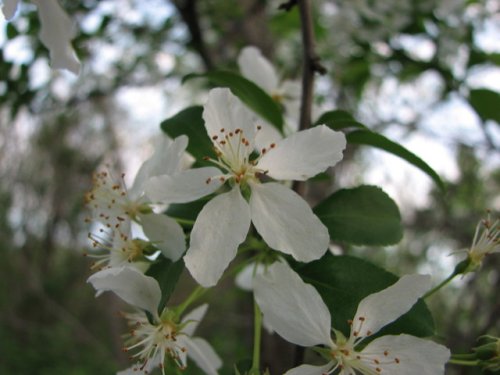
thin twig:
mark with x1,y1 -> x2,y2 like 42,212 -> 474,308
293,0 -> 325,196
171,0 -> 215,71
298,0 -> 325,131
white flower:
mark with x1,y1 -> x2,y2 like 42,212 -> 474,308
1,0 -> 19,19
254,262 -> 450,375
86,135 -> 188,261
466,213 -> 499,271
86,221 -> 150,271
87,267 -> 222,375
238,46 -> 301,123
2,0 -> 81,74
145,88 -> 346,287
237,46 -> 302,147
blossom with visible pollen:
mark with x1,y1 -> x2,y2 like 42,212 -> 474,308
254,262 -> 450,375
85,223 -> 150,271
87,267 -> 222,375
145,88 -> 346,287
465,213 -> 499,272
86,135 -> 188,262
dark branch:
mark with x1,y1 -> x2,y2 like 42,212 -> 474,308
278,0 -> 297,11
171,0 -> 215,71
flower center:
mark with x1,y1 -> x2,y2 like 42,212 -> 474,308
204,126 -> 275,186
124,313 -> 188,374
85,170 -> 134,227
85,230 -> 147,269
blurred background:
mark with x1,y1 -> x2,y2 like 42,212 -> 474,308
0,0 -> 498,374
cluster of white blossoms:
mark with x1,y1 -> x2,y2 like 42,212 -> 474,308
81,45 -> 455,374
1,0 -> 80,74
84,136 -> 224,374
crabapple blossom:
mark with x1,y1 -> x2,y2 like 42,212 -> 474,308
85,135 -> 188,262
145,88 -> 346,286
465,213 -> 499,272
88,267 -> 222,375
2,0 -> 81,73
254,262 -> 450,375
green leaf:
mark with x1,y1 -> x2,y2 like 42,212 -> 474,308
234,359 -> 252,375
293,254 -> 435,338
160,106 -> 213,161
183,71 -> 284,131
166,197 -> 210,227
468,49 -> 500,67
315,110 -> 366,130
347,130 -> 445,191
145,257 -> 184,314
314,185 -> 402,246
6,23 -> 18,40
469,88 -> 500,124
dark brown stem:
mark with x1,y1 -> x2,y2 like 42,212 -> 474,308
171,0 -> 215,71
293,0 -> 325,196
297,0 -> 325,131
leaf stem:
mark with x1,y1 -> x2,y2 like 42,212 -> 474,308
171,217 -> 195,226
176,286 -> 207,316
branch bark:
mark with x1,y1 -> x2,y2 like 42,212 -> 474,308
171,0 -> 215,71
293,0 -> 325,196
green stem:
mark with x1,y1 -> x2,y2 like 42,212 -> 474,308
423,272 -> 457,299
250,298 -> 263,375
172,217 -> 195,226
448,359 -> 480,366
451,353 -> 477,360
176,286 -> 207,316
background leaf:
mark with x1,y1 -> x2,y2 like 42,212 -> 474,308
315,110 -> 366,130
469,88 -> 500,124
293,254 -> 435,339
145,257 -> 185,314
160,106 -> 213,161
166,197 -> 211,228
314,185 -> 403,246
183,71 -> 284,131
347,130 -> 445,191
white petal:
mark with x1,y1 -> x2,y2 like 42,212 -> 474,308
184,186 -> 250,287
87,267 -> 161,318
237,46 -> 279,93
235,262 -> 267,291
131,135 -> 188,197
254,262 -> 332,347
285,362 -> 334,375
145,167 -> 222,204
254,119 -> 283,151
250,182 -> 329,262
203,88 -> 256,149
182,304 -> 209,336
361,334 -> 450,375
33,0 -> 80,74
257,125 -> 346,181
2,0 -> 19,19
184,337 -> 222,375
139,213 -> 185,261
352,274 -> 432,339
